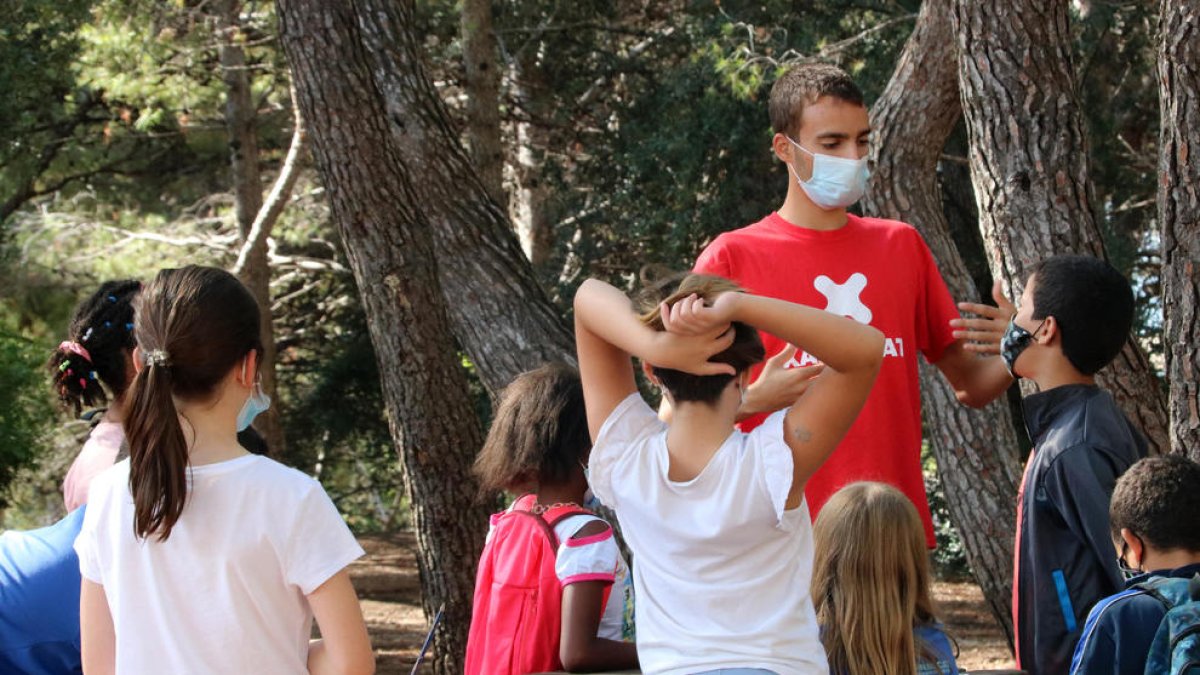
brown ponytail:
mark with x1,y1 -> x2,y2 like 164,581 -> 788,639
124,266 -> 262,541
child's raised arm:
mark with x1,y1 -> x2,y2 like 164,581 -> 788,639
574,279 -> 735,441
664,292 -> 884,508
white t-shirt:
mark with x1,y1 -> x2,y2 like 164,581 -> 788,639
75,455 -> 365,675
588,394 -> 826,675
552,514 -> 634,642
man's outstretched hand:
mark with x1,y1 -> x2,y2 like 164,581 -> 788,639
951,281 -> 1015,355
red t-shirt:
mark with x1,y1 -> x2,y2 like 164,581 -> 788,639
693,212 -> 960,547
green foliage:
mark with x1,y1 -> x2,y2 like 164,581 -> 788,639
0,331 -> 55,508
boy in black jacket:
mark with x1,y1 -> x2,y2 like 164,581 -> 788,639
1069,455 -> 1200,674
1004,255 -> 1149,675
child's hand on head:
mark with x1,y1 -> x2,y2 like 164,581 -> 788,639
660,292 -> 738,336
649,324 -> 737,377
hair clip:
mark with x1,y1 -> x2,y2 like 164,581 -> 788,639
58,341 -> 92,363
104,321 -> 112,328
59,360 -> 70,372
144,349 -> 170,367
80,377 -> 87,389
66,368 -> 73,376
107,295 -> 117,303
81,327 -> 94,342
90,371 -> 97,380
125,322 -> 134,331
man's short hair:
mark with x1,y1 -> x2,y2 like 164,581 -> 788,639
1029,255 -> 1134,375
1110,455 -> 1200,553
768,63 -> 865,138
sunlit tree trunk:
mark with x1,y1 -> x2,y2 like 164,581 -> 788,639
1158,0 -> 1200,460
952,0 -> 1169,453
354,0 -> 575,395
863,0 -> 1020,648
276,1 -> 493,670
216,0 -> 285,456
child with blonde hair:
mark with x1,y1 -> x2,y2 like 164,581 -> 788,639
812,482 -> 958,675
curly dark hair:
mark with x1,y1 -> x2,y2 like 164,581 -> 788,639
47,279 -> 141,415
1110,455 -> 1200,553
473,363 -> 591,494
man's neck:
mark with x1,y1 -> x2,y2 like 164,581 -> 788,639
778,185 -> 849,231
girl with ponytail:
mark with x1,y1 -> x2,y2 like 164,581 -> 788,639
48,279 -> 140,511
74,266 -> 374,675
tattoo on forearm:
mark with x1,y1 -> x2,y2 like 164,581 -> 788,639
792,425 -> 813,442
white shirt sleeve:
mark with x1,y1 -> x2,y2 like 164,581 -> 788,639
554,516 -> 618,586
750,409 -> 804,531
587,393 -> 664,509
73,467 -> 118,584
283,480 -> 366,595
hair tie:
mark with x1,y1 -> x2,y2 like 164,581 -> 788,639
125,322 -> 134,331
144,349 -> 170,367
59,341 -> 92,363
107,294 -> 118,303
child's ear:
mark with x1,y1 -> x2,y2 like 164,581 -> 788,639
640,360 -> 661,386
131,346 -> 144,375
1120,528 -> 1144,568
1037,316 -> 1059,346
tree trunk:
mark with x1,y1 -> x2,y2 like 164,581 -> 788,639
863,0 -> 1020,648
275,2 -> 493,671
510,49 -> 556,267
353,0 -> 575,395
217,0 -> 286,457
461,0 -> 507,210
1158,0 -> 1200,461
951,0 -> 1170,453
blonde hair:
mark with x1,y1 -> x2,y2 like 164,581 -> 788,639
812,482 -> 945,675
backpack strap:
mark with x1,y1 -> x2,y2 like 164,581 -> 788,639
1190,573 -> 1200,602
1134,575 -> 1195,609
510,510 -> 562,549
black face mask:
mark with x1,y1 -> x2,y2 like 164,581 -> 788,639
1000,315 -> 1046,378
1118,535 -> 1145,581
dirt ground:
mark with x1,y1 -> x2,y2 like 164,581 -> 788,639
351,533 -> 1014,674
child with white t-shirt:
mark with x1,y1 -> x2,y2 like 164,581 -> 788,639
74,266 -> 373,675
575,273 -> 884,675
465,363 -> 637,674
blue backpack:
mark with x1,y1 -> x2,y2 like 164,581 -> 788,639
1139,573 -> 1200,675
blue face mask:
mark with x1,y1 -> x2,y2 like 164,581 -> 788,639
237,380 -> 271,432
786,137 -> 870,210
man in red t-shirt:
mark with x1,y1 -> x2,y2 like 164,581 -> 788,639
691,64 -> 1014,546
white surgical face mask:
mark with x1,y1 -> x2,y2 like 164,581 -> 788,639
786,137 -> 870,210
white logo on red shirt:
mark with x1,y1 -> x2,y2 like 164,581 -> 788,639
784,272 -> 905,366
814,273 -> 873,324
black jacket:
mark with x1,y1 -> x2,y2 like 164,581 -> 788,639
1013,384 -> 1148,675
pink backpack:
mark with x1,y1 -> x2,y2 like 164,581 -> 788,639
464,494 -> 601,675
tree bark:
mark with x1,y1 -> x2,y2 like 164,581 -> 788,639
951,0 -> 1170,454
353,0 -> 575,395
275,2 -> 492,671
1158,0 -> 1200,460
511,49 -> 556,267
863,0 -> 1020,648
461,0 -> 507,210
217,0 -> 286,457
